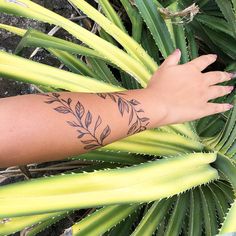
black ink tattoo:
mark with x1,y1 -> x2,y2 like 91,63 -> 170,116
97,92 -> 150,135
38,93 -> 111,150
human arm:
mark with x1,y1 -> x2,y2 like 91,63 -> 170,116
0,49 -> 234,167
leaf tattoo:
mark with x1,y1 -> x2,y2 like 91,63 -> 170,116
118,98 -> 124,116
75,101 -> 85,119
94,116 -> 102,133
85,111 -> 92,128
54,106 -> 71,114
97,92 -> 150,135
130,99 -> 140,106
38,93 -> 111,150
100,125 -> 111,143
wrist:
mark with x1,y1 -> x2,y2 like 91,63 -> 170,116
145,87 -> 168,128
128,87 -> 168,129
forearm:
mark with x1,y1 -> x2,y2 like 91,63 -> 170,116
0,89 -> 167,167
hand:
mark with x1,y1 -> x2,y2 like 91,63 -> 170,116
146,49 -> 234,126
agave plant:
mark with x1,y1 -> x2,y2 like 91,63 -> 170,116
0,0 -> 235,235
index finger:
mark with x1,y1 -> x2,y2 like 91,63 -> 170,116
187,54 -> 217,72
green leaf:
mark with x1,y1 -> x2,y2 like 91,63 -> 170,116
196,14 -> 234,37
198,115 -> 225,142
0,22 -> 26,36
0,51 -> 124,92
190,20 -> 233,64
0,211 -> 68,236
164,193 -> 189,236
120,70 -> 141,90
226,62 -> 236,72
131,198 -> 174,236
213,181 -> 235,204
212,154 -> 236,190
185,25 -> 198,60
0,25 -> 99,79
68,0 -> 157,74
209,184 -> 230,221
200,186 -> 218,235
215,0 -> 236,38
102,129 -> 204,156
188,189 -> 202,236
162,0 -> 178,7
207,185 -> 227,228
135,0 -> 175,58
0,152 -> 218,217
219,200 -> 236,234
86,57 -> 121,86
0,0 -> 153,87
15,28 -> 104,60
219,98 -> 236,156
25,211 -> 70,236
198,0 -> 211,8
169,2 -> 189,64
119,0 -> 143,42
71,150 -> 147,165
98,28 -> 119,46
233,0 -> 236,16
199,187 -> 216,236
0,24 -> 141,88
71,204 -> 138,235
49,49 -> 97,78
98,0 -> 127,33
201,24 -> 236,60
157,122 -> 200,142
215,97 -> 236,151
226,140 -> 236,159
141,26 -> 160,65
106,206 -> 141,235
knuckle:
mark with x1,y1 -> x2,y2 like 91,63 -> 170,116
208,54 -> 217,61
202,78 -> 209,87
188,63 -> 198,71
199,86 -> 206,97
220,72 -> 229,81
206,55 -> 215,63
218,72 -> 225,80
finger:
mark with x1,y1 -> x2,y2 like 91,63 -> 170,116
201,103 -> 233,117
187,54 -> 217,71
160,49 -> 181,68
203,71 -> 232,86
207,85 -> 234,101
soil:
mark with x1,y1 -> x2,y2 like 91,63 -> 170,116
0,0 -> 79,98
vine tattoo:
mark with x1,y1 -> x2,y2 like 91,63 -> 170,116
97,92 -> 150,135
38,93 -> 111,150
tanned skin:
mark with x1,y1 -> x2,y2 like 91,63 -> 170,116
0,49 -> 234,167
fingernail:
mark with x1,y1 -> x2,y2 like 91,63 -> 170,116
228,73 -> 234,79
229,86 -> 234,91
211,54 -> 217,59
227,104 -> 234,110
173,48 -> 181,55
229,72 -> 236,79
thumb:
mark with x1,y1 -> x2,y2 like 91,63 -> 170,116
161,49 -> 181,68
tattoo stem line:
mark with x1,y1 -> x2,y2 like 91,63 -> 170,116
38,93 -> 111,150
